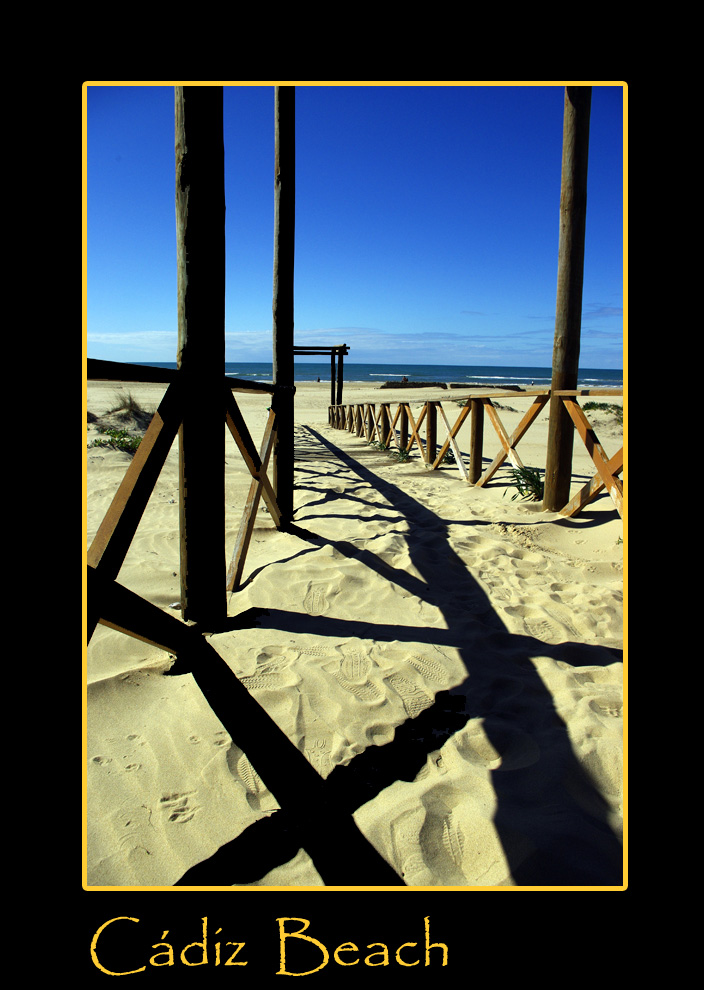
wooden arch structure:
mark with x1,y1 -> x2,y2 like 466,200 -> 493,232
294,343 -> 349,405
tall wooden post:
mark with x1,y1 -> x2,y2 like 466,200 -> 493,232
336,345 -> 346,405
544,86 -> 592,511
426,402 -> 437,465
272,86 -> 296,527
330,352 -> 336,407
469,398 -> 484,483
175,85 -> 226,625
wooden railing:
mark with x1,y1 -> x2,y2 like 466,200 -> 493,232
329,387 -> 623,519
86,358 -> 285,645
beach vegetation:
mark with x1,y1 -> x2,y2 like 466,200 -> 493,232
582,401 -> 623,426
506,466 -> 544,501
90,427 -> 143,454
107,390 -> 155,430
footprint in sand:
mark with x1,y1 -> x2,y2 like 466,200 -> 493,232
390,806 -> 435,886
304,585 -> 328,616
385,674 -> 433,719
239,647 -> 299,691
160,791 -> 199,824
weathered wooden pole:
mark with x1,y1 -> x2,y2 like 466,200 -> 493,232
175,85 -> 226,625
544,86 -> 592,511
330,352 -> 336,408
272,85 -> 296,527
426,402 -> 437,465
336,346 -> 346,405
469,398 -> 484,483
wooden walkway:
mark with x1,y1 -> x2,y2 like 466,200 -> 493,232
329,387 -> 623,519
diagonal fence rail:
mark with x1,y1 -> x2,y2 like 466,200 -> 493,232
329,387 -> 623,519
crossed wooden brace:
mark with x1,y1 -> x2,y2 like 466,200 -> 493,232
87,372 -> 283,644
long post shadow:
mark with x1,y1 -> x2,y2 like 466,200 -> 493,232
181,424 -> 622,886
292,425 -> 623,886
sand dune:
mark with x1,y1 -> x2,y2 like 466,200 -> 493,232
85,380 -> 624,888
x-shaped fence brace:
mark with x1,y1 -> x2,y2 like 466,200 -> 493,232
86,359 -> 404,886
86,360 -> 282,643
330,390 -> 623,519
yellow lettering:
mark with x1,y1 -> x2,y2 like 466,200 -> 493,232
333,942 -> 359,966
150,931 -> 174,967
396,942 -> 419,966
424,917 -> 448,967
225,942 -> 248,966
91,917 -> 146,976
277,918 -> 329,976
181,917 -> 208,966
364,943 -> 389,967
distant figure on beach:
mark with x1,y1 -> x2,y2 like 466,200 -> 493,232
316,376 -> 320,382
401,376 -> 408,383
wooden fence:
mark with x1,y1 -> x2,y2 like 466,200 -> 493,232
329,387 -> 623,519
86,358 -> 285,636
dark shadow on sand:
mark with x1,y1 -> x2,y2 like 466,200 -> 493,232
178,424 -> 623,888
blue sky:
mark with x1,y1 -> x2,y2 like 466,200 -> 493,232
84,83 -> 625,369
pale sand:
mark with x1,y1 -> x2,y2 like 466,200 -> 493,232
85,379 -> 624,888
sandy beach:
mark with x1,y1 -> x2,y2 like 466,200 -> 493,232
85,378 -> 624,889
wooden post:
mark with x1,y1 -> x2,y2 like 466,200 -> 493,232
336,345 -> 345,405
426,402 -> 437,465
330,352 -> 336,407
544,86 -> 592,511
399,404 -> 409,449
469,398 -> 484,483
175,85 -> 226,626
272,85 -> 296,527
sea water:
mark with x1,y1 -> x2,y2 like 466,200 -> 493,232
138,362 -> 623,390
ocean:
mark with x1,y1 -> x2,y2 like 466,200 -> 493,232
138,362 -> 623,390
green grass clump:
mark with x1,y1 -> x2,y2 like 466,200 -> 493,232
90,428 -> 142,454
582,401 -> 623,426
507,466 -> 544,501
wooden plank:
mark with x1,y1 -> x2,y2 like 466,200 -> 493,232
399,404 -> 409,449
560,447 -> 623,517
272,86 -> 296,527
87,376 -> 184,587
425,402 -> 437,465
432,403 -> 470,479
87,358 -> 177,384
227,407 -> 278,591
365,404 -> 374,441
87,358 -> 277,394
475,395 -> 549,487
355,404 -> 364,437
544,86 -> 592,511
484,401 -> 524,470
405,402 -> 427,457
224,390 -> 281,524
336,347 -> 345,405
561,398 -> 623,516
469,399 -> 484,484
387,405 -> 403,448
175,85 -> 227,625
